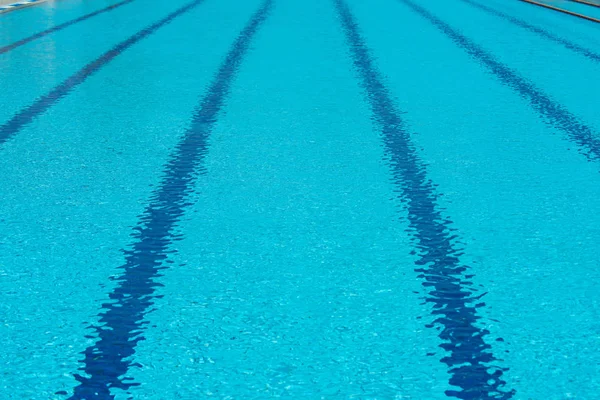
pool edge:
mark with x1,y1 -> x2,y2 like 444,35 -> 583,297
0,0 -> 48,15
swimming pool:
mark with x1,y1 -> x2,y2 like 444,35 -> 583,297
1,0 -> 600,398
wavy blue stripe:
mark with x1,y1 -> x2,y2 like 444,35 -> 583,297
0,0 -> 137,55
400,0 -> 600,163
66,1 -> 274,398
0,0 -> 203,147
333,0 -> 515,398
458,0 -> 600,63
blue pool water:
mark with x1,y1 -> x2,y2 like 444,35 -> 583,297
1,0 -> 600,398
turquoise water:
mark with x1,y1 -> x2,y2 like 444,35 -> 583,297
1,0 -> 599,398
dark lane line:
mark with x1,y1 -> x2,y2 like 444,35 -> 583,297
333,0 -> 515,399
399,0 -> 600,163
0,0 -> 136,55
458,0 -> 600,63
66,1 -> 273,398
0,0 -> 205,148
